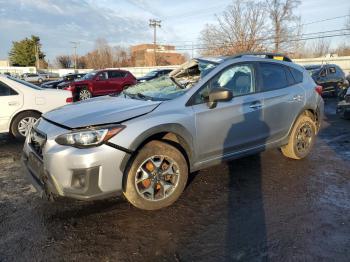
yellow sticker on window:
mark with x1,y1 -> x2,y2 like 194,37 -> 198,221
273,56 -> 284,61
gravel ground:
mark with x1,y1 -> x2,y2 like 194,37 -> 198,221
0,98 -> 349,262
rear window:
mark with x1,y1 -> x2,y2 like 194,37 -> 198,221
328,67 -> 336,74
108,71 -> 125,78
289,67 -> 303,84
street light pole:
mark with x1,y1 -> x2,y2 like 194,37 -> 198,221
149,19 -> 161,66
70,41 -> 79,70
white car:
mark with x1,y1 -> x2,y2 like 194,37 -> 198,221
0,76 -> 73,139
22,73 -> 47,83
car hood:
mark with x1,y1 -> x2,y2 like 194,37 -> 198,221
43,95 -> 161,129
137,76 -> 153,81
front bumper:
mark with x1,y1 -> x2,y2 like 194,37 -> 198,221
22,119 -> 128,201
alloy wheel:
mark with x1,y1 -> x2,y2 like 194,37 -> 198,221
79,90 -> 91,100
295,123 -> 313,154
17,117 -> 37,137
135,155 -> 180,201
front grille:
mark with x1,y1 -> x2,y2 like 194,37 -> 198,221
29,128 -> 47,158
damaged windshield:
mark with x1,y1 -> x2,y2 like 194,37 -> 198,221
122,59 -> 218,101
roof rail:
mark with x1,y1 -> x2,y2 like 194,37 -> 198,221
230,52 -> 293,62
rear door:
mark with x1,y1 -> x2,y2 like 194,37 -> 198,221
107,71 -> 124,93
257,62 -> 305,142
0,81 -> 22,132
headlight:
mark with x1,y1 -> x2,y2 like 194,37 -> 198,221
55,125 -> 125,148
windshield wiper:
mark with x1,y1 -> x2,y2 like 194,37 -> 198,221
121,91 -> 154,100
170,77 -> 185,89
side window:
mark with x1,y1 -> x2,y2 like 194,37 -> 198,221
195,64 -> 255,104
260,63 -> 289,91
108,71 -> 124,79
0,82 -> 18,96
98,72 -> 108,80
289,67 -> 303,84
328,67 -> 336,74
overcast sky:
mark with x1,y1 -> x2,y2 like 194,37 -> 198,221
0,0 -> 349,61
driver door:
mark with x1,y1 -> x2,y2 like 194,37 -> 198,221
191,63 -> 268,164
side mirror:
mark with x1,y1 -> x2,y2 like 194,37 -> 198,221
320,70 -> 326,77
207,88 -> 233,109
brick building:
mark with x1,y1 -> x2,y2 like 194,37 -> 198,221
131,44 -> 186,67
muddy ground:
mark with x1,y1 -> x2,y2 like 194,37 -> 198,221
0,98 -> 349,262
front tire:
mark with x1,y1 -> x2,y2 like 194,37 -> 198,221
281,114 -> 317,160
124,140 -> 188,210
78,87 -> 92,101
11,111 -> 41,140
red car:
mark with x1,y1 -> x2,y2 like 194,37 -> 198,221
65,69 -> 137,101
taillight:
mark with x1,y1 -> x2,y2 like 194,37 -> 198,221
64,85 -> 73,91
315,85 -> 323,96
66,97 -> 73,103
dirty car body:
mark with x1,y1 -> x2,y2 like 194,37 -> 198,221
22,53 -> 324,209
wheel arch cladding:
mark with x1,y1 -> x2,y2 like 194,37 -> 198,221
120,124 -> 194,192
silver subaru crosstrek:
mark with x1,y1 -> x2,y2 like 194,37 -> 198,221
22,53 -> 324,210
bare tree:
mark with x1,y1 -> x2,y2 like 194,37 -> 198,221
309,38 -> 331,57
199,1 -> 268,56
334,42 -> 350,56
265,0 -> 301,52
113,46 -> 133,67
55,55 -> 72,68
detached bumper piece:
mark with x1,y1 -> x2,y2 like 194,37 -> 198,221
22,153 -> 58,201
337,100 -> 350,120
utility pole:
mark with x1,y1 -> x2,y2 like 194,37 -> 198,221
149,19 -> 161,66
34,43 -> 40,69
70,41 -> 79,70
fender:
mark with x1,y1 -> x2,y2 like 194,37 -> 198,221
119,123 -> 195,176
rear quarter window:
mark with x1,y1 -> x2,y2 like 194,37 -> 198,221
0,81 -> 18,96
289,67 -> 303,84
259,63 -> 289,91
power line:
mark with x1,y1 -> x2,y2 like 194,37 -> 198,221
173,30 -> 350,51
301,15 -> 350,26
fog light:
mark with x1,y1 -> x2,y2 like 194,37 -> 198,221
71,172 -> 87,189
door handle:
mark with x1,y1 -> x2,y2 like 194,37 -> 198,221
8,101 -> 19,106
249,102 -> 262,109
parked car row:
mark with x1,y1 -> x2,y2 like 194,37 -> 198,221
304,64 -> 349,97
0,75 -> 73,139
21,53 -> 324,211
41,73 -> 86,89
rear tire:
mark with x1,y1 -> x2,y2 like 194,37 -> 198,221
11,111 -> 41,140
124,140 -> 188,210
281,114 -> 317,160
78,87 -> 92,101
